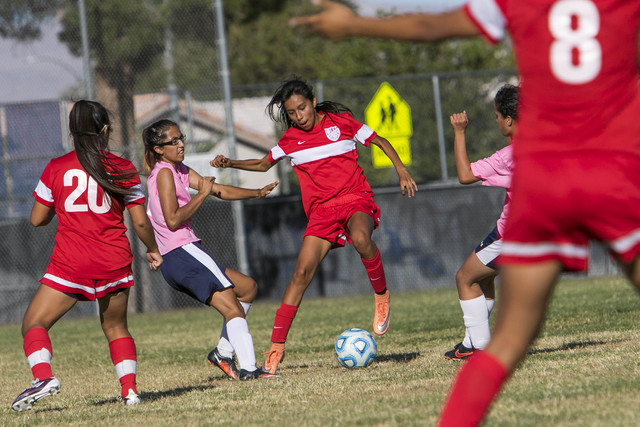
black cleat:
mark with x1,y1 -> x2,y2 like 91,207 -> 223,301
444,342 -> 475,361
208,347 -> 240,380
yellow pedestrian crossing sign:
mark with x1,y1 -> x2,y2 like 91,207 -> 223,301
365,82 -> 412,168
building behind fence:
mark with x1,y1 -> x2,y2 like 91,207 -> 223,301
0,70 -> 618,325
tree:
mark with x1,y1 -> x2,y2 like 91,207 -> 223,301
0,0 -> 61,40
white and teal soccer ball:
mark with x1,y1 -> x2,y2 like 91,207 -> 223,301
334,328 -> 377,369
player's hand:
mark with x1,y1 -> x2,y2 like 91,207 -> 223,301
210,155 -> 231,168
146,250 -> 163,271
398,169 -> 418,198
258,180 -> 280,198
198,176 -> 216,196
450,111 -> 469,132
289,0 -> 356,41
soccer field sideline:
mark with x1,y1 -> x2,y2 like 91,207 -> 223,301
1,275 -> 639,426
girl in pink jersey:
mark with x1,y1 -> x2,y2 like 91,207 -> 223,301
210,77 -> 417,374
142,119 -> 279,380
444,84 -> 517,361
12,100 -> 163,412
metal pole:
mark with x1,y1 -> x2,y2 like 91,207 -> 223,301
432,74 -> 448,181
185,90 -> 195,154
78,0 -> 95,100
213,0 -> 249,275
164,1 -> 179,124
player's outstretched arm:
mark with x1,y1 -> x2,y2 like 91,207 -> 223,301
289,0 -> 480,42
451,111 -> 479,185
211,180 -> 280,201
370,135 -> 417,198
127,204 -> 163,270
210,153 -> 276,172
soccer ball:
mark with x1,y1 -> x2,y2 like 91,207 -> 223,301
334,328 -> 377,369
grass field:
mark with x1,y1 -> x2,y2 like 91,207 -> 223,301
1,275 -> 640,426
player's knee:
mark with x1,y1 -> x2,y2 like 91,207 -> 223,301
351,234 -> 373,255
290,266 -> 314,287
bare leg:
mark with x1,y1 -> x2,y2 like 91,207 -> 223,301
99,289 -> 131,342
346,211 -> 377,259
282,236 -> 333,306
485,260 -> 562,370
225,268 -> 258,304
22,285 -> 78,336
456,253 -> 497,300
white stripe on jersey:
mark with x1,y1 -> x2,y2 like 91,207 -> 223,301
467,0 -> 506,42
289,138 -> 357,166
124,183 -> 145,205
34,180 -> 53,203
609,228 -> 640,254
355,123 -> 375,144
182,243 -> 234,288
271,145 -> 287,161
501,241 -> 589,259
43,273 -> 133,295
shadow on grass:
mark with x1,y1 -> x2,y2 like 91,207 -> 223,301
375,351 -> 420,363
528,339 -> 622,355
92,383 -> 218,406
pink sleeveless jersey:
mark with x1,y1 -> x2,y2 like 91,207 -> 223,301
146,161 -> 200,255
470,145 -> 513,236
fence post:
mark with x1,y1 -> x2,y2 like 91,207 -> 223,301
432,74 -> 448,181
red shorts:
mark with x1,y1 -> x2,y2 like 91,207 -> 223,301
41,263 -> 134,301
304,192 -> 380,248
499,153 -> 640,271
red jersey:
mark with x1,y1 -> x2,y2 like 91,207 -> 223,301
33,151 -> 145,279
268,112 -> 377,217
465,0 -> 640,157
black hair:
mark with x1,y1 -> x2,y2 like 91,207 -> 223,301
266,76 -> 352,129
494,84 -> 519,120
69,100 -> 136,202
142,119 -> 179,173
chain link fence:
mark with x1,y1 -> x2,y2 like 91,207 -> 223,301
0,4 -> 618,325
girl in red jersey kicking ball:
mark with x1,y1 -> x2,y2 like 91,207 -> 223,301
210,76 -> 417,374
12,100 -> 163,411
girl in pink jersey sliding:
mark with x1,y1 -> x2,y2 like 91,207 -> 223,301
210,77 -> 417,374
12,100 -> 163,411
444,84 -> 518,361
142,120 -> 279,380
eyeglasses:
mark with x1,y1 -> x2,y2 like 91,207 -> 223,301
157,134 -> 186,147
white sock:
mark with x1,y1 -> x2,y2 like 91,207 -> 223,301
486,298 -> 495,314
226,317 -> 257,371
460,295 -> 491,350
218,301 -> 252,358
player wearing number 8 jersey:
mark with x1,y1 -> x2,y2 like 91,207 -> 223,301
12,100 -> 162,412
291,0 -> 640,425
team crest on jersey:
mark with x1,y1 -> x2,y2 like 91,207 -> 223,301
324,126 -> 341,141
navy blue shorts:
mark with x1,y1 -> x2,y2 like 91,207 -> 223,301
160,242 -> 234,304
474,226 -> 503,270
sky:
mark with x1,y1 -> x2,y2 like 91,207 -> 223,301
0,1 -> 465,105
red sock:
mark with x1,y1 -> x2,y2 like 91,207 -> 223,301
438,350 -> 508,427
109,337 -> 137,397
270,303 -> 298,343
362,249 -> 387,294
23,327 -> 54,381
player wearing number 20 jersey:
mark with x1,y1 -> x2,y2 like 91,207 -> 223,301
33,151 -> 145,287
